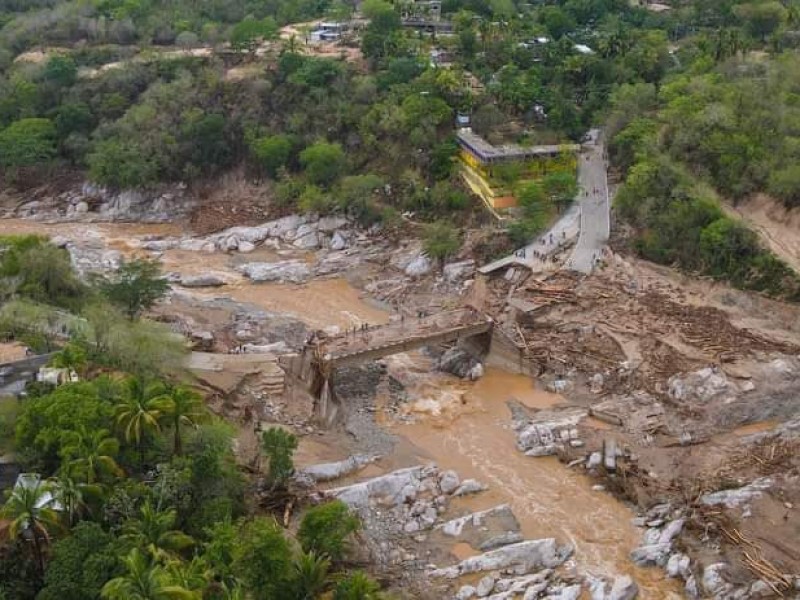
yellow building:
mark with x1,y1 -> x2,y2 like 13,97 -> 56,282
456,129 -> 579,211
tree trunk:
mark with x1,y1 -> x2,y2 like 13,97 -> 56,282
174,421 -> 182,456
32,528 -> 44,574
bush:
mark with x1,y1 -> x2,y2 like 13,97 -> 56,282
298,500 -> 360,563
0,118 -> 56,169
250,134 -> 293,178
260,427 -> 297,489
423,221 -> 460,264
299,142 -> 347,187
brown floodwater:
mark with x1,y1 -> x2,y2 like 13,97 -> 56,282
381,354 -> 681,597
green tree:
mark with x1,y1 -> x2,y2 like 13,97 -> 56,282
0,118 -> 56,169
231,518 -> 292,599
734,1 -> 787,39
230,16 -> 278,52
423,221 -> 461,265
16,381 -> 115,473
114,376 -> 167,450
299,142 -> 347,187
289,552 -> 331,600
260,427 -> 298,489
121,501 -> 194,559
542,171 -> 578,212
99,258 -> 169,320
61,426 -> 123,484
54,474 -> 102,527
43,56 -> 78,88
250,134 -> 293,178
298,500 -> 361,563
39,522 -> 125,600
768,165 -> 800,206
151,385 -> 207,456
333,571 -> 382,600
0,477 -> 61,574
101,549 -> 193,600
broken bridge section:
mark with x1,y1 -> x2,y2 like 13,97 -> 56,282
279,309 -> 494,424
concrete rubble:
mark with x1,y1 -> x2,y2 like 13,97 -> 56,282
514,407 -> 588,457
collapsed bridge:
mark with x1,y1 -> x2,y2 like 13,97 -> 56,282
279,308 -> 494,424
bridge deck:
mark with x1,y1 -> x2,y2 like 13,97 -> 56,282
319,309 -> 492,367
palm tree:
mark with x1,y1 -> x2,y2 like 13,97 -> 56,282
62,426 -> 124,483
151,385 -> 207,456
165,556 -> 212,596
101,549 -> 195,600
122,501 -> 194,560
115,376 -> 167,451
290,551 -> 331,599
333,571 -> 382,600
55,472 -> 103,526
0,476 -> 62,573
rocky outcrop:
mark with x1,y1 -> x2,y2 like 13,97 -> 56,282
9,182 -> 196,223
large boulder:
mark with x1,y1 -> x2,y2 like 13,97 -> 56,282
238,261 -> 311,284
179,274 -> 226,288
429,538 -> 572,579
300,455 -> 379,483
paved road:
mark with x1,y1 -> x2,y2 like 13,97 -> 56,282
479,130 -> 610,276
568,131 -> 610,273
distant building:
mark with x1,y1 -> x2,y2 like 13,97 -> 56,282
456,128 -> 580,211
309,22 -> 348,42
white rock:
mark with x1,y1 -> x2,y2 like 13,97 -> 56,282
749,580 -> 772,598
476,575 -> 496,597
74,201 -> 89,213
293,231 -> 321,249
439,470 -> 461,494
453,479 -> 487,496
237,240 -> 255,253
405,254 -> 432,277
666,553 -> 690,579
556,584 -> 582,600
330,230 -> 349,251
429,539 -> 571,579
658,518 -> 684,544
608,575 -> 638,600
457,585 -> 477,600
300,455 -> 379,483
630,543 -> 671,566
702,563 -> 731,596
238,260 -> 311,283
700,478 -> 772,509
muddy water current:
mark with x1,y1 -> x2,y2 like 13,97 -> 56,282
1,218 -> 679,595
380,354 -> 680,597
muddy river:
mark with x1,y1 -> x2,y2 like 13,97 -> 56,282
1,219 -> 680,596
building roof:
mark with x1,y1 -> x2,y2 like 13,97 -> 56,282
457,129 -> 580,162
